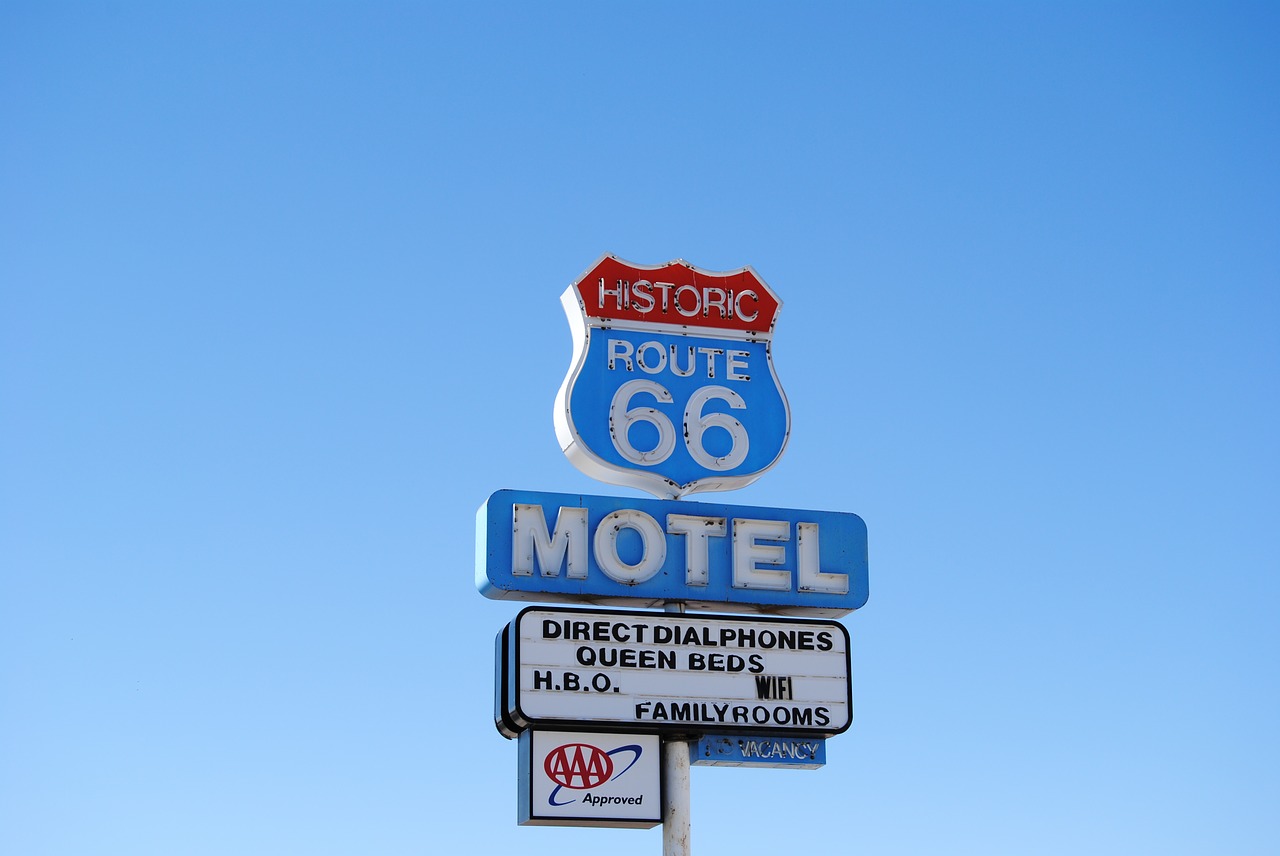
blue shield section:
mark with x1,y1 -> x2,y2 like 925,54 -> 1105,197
475,489 -> 869,617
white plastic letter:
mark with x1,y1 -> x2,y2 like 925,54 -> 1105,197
674,285 -> 701,317
512,504 -> 588,579
608,339 -> 634,371
732,518 -> 790,590
635,341 -> 668,374
666,514 -> 726,586
594,510 -> 666,585
797,522 -> 848,594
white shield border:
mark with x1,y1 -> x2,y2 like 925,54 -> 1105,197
553,254 -> 792,499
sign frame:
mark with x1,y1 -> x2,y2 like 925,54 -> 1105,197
501,605 -> 853,739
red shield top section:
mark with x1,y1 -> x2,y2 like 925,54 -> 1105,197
569,255 -> 781,337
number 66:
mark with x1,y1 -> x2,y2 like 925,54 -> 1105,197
609,380 -> 749,471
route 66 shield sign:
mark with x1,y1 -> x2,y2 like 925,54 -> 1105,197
554,254 -> 790,499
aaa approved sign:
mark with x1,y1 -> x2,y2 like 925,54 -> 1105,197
519,730 -> 661,828
500,606 -> 852,738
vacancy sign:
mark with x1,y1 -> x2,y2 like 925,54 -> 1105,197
691,734 -> 826,769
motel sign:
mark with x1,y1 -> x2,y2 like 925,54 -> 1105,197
477,255 -> 869,844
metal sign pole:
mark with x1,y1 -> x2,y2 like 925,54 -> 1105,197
662,737 -> 691,855
662,602 -> 691,856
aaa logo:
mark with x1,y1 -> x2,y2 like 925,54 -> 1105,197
554,255 -> 791,499
545,741 -> 644,806
544,742 -> 613,789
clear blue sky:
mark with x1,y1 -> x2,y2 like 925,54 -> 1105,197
3,3 -> 1277,854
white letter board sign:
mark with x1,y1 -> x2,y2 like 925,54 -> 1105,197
498,606 -> 852,739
